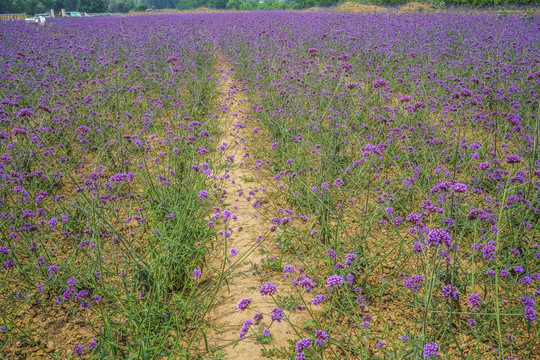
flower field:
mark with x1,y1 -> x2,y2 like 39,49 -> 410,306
0,11 -> 539,359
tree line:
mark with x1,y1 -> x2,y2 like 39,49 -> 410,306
0,0 -> 174,14
0,0 -> 537,16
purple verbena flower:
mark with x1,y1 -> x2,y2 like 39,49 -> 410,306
403,275 -> 425,291
312,294 -> 327,306
326,275 -> 344,291
270,307 -> 284,323
259,282 -> 278,296
295,338 -> 313,352
442,284 -> 458,299
468,293 -> 482,310
314,330 -> 329,346
424,342 -> 440,359
237,297 -> 252,311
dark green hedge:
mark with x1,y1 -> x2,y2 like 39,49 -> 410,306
369,0 -> 539,5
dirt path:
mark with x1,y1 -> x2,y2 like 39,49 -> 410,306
201,53 -> 309,359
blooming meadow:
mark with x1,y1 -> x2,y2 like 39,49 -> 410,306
1,11 -> 539,359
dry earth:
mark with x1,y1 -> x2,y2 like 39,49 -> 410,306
196,52 -> 312,359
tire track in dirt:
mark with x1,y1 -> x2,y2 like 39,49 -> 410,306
200,52 -> 310,359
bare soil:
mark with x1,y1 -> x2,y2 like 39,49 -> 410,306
199,53 -> 311,359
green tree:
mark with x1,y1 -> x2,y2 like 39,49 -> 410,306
225,0 -> 240,7
316,0 -> 338,6
35,1 -> 47,12
291,0 -> 314,8
208,0 -> 227,8
150,0 -> 175,7
78,0 -> 105,12
135,2 -> 148,10
108,0 -> 134,11
61,0 -> 79,10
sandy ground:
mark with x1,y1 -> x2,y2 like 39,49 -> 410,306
198,52 -> 311,359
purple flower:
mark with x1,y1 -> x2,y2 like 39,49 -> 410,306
17,108 -> 33,118
326,275 -> 344,291
48,218 -> 58,229
424,342 -> 440,359
192,269 -> 201,278
198,190 -> 209,199
345,253 -> 356,266
376,341 -> 386,349
312,294 -> 327,306
2,259 -> 16,270
427,229 -> 452,247
283,264 -> 295,273
524,306 -> 537,323
442,284 -> 458,299
314,330 -> 329,346
506,155 -> 523,163
73,343 -> 84,357
468,293 -> 482,310
482,241 -> 498,261
87,338 -> 97,349
263,328 -> 271,337
403,275 -> 425,291
295,338 -> 313,352
222,209 -> 232,222
239,319 -> 253,339
327,248 -> 337,259
450,182 -> 469,193
413,241 -> 425,254
270,307 -> 285,323
237,297 -> 251,311
333,178 -> 343,187
521,296 -> 536,307
292,275 -> 316,292
75,290 -> 88,301
479,162 -> 491,170
259,282 -> 278,296
400,335 -> 410,342
48,265 -> 59,279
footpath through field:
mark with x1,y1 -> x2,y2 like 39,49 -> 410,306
197,51 -> 310,359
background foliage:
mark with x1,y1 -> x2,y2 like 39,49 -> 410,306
0,0 -> 538,15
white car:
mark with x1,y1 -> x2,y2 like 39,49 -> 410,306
25,15 -> 46,25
